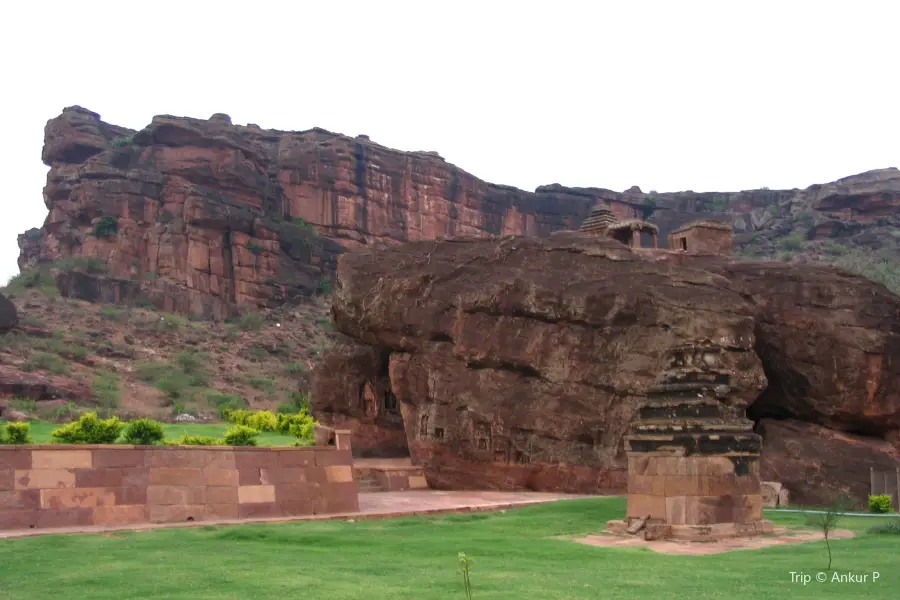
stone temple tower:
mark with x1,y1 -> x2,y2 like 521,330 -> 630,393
606,342 -> 773,541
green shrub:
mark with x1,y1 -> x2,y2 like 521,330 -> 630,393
207,393 -> 247,418
779,231 -> 806,251
246,377 -> 276,393
708,195 -> 729,211
869,494 -> 894,514
111,136 -> 133,148
92,216 -> 119,239
276,411 -> 317,444
224,408 -> 253,426
284,362 -> 308,377
176,434 -> 221,446
239,311 -> 264,331
868,520 -> 900,535
93,371 -> 120,409
317,279 -> 333,294
223,425 -> 260,446
175,350 -> 206,374
51,412 -> 124,444
123,419 -> 165,445
276,402 -> 298,415
20,352 -> 70,375
4,422 -> 32,445
247,410 -> 278,432
155,371 -> 198,401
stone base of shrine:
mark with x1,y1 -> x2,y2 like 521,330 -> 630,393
605,517 -> 775,541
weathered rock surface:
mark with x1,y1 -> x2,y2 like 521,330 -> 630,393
310,342 -> 408,457
20,107 -> 597,317
0,364 -> 93,402
0,293 -> 17,333
759,419 -> 900,508
19,106 -> 900,315
315,233 -> 900,501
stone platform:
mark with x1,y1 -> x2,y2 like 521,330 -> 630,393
353,458 -> 428,493
605,517 -> 775,541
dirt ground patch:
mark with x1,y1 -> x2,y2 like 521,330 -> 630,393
571,528 -> 856,555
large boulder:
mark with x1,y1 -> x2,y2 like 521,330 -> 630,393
326,234 -> 769,493
759,419 -> 900,509
320,233 -> 900,502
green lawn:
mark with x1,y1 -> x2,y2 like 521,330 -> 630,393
0,498 -> 897,599
3,420 -> 298,446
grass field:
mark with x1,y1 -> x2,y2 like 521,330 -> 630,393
0,498 -> 897,599
1,420 -> 298,446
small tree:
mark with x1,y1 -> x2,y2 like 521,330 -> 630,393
457,552 -> 473,600
806,495 -> 852,570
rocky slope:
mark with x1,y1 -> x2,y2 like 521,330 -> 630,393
314,233 -> 900,506
0,281 -> 336,422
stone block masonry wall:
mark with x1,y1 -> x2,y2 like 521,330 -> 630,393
0,442 -> 358,531
626,454 -> 763,525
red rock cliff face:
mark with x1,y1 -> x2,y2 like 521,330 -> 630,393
314,234 -> 900,502
19,107 -> 598,317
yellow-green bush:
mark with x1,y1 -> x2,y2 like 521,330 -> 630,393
869,494 -> 895,514
247,410 -> 278,432
3,422 -> 32,444
51,413 -> 124,444
176,434 -> 221,446
122,419 -> 165,445
223,425 -> 260,446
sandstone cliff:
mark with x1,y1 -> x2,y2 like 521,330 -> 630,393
313,233 -> 900,505
19,107 -> 900,318
19,107 -> 598,317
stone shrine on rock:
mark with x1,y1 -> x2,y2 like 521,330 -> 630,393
579,204 -> 659,249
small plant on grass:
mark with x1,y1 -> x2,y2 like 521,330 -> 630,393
457,552 -> 474,600
869,494 -> 894,514
51,412 -> 124,444
3,422 -> 32,445
123,419 -> 165,445
868,520 -> 900,535
805,495 -> 852,570
223,425 -> 260,446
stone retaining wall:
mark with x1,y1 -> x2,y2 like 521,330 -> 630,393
0,439 -> 358,531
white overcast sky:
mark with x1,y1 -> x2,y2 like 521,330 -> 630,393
1,0 -> 897,283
